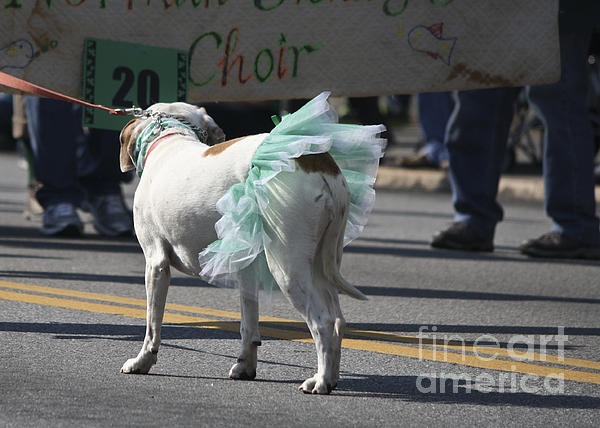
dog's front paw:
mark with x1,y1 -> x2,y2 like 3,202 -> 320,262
120,352 -> 157,374
228,362 -> 256,380
299,375 -> 333,395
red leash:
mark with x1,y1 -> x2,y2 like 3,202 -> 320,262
0,70 -> 131,116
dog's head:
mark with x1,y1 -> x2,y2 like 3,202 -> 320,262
119,102 -> 226,173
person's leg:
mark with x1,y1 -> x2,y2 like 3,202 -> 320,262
25,97 -> 84,235
419,92 -> 452,165
522,30 -> 600,257
399,92 -> 452,168
431,87 -> 519,251
78,127 -> 133,236
78,128 -> 124,196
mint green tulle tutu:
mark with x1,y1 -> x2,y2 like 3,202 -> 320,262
198,92 -> 386,291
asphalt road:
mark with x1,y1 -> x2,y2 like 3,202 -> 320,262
1,151 -> 599,427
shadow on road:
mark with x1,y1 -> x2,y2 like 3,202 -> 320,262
337,373 -> 600,409
1,321 -> 597,407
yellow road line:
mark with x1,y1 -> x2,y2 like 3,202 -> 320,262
344,327 -> 600,371
0,281 -> 241,319
1,281 -> 599,385
269,322 -> 600,371
5,280 -> 598,370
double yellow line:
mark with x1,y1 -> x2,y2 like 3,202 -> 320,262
1,280 -> 599,386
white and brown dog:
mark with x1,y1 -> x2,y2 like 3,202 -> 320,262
118,100 -> 375,394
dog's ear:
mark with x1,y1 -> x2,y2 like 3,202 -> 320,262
197,107 -> 226,146
119,119 -> 138,172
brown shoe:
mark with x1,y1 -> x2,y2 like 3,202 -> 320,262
397,153 -> 445,169
520,232 -> 600,260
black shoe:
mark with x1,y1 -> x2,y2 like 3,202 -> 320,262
431,222 -> 494,252
520,232 -> 600,260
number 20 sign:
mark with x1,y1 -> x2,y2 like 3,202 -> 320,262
83,38 -> 188,130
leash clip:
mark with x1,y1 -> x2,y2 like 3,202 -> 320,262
111,107 -> 145,117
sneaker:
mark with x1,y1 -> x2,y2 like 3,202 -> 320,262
520,232 -> 600,260
431,222 -> 494,252
84,194 -> 133,237
41,202 -> 83,236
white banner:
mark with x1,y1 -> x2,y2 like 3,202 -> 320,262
0,0 -> 560,102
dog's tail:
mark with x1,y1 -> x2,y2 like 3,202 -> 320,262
328,266 -> 368,301
318,177 -> 368,301
319,233 -> 368,300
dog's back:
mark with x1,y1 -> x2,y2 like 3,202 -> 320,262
133,134 -> 266,275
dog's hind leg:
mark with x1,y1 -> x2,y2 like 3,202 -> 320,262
121,257 -> 171,374
259,172 -> 348,394
313,196 -> 354,391
321,287 -> 345,390
271,265 -> 338,395
229,267 -> 261,380
263,222 -> 339,394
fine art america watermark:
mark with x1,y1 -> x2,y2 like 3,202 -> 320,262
415,326 -> 567,394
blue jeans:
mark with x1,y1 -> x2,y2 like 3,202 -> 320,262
25,97 -> 125,208
446,31 -> 600,245
418,92 -> 452,165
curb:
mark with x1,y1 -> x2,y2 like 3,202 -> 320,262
375,166 -> 600,203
